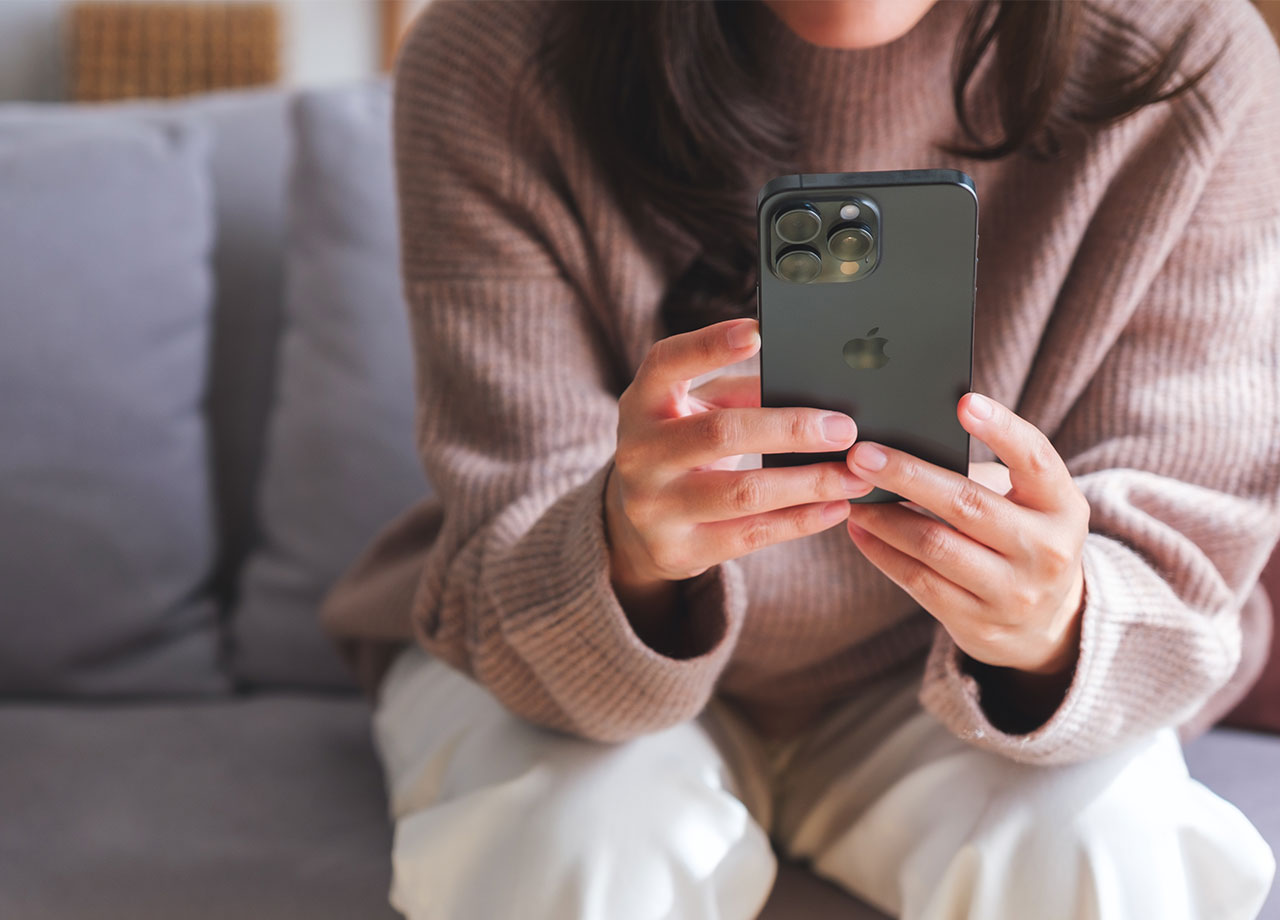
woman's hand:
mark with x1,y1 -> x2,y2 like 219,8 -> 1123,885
605,318 -> 872,622
844,392 -> 1090,682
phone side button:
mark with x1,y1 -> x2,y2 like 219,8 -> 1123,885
755,283 -> 760,321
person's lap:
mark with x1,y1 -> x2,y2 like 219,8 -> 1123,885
373,646 -> 1274,920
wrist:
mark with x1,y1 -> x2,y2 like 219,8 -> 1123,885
965,564 -> 1086,733
603,463 -> 683,646
1023,562 -> 1086,677
603,462 -> 659,588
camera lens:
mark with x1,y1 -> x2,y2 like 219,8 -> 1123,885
775,206 -> 821,244
775,247 -> 822,283
828,224 -> 874,262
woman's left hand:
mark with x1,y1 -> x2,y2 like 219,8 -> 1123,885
845,392 -> 1090,679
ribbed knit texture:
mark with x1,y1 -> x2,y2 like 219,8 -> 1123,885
322,0 -> 1280,764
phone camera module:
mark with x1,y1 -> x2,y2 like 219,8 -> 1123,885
827,224 -> 874,262
775,205 -> 821,244
775,247 -> 822,283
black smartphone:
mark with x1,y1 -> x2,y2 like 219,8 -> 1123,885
757,169 -> 978,503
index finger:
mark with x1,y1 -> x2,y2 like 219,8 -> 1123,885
636,319 -> 759,402
847,441 -> 1024,554
958,393 -> 1072,512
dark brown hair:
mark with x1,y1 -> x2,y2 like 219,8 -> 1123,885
531,1 -> 1215,337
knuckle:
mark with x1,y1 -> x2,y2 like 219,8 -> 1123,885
624,491 -> 659,530
851,506 -> 885,534
617,392 -> 645,431
902,565 -> 937,602
648,547 -> 685,578
640,338 -> 668,378
917,524 -> 954,564
787,411 -> 812,444
949,481 -> 988,523
727,473 -> 768,515
974,621 -> 1011,650
697,329 -> 721,364
819,465 -> 853,496
1010,584 -> 1041,614
698,410 -> 738,452
613,442 -> 643,479
740,515 -> 776,552
1012,530 -> 1037,560
896,458 -> 922,490
799,501 -> 830,533
1039,540 -> 1074,573
1026,436 -> 1058,475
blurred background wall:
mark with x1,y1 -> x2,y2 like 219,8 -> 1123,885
0,0 -> 433,102
0,1 -> 1276,104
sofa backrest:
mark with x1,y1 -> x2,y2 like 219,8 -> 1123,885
0,105 -> 227,695
0,81 -> 1275,712
177,89 -> 293,609
0,88 -> 293,696
229,81 -> 430,690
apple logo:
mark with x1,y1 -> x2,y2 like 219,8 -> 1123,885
843,327 -> 890,370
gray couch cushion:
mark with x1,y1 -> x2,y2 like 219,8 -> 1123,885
0,697 -> 397,920
0,705 -> 1271,920
1184,728 -> 1280,919
232,81 -> 430,690
58,86 -> 295,628
169,88 -> 293,610
0,110 -> 225,696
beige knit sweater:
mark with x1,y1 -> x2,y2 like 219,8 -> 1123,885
322,0 -> 1280,765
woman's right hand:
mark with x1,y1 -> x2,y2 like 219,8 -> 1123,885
605,317 -> 872,601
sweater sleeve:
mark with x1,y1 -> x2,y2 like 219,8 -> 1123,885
920,13 -> 1280,764
390,2 -> 746,741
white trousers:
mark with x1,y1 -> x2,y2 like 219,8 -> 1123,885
373,646 -> 1275,920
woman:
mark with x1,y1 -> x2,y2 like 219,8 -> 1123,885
322,1 -> 1280,917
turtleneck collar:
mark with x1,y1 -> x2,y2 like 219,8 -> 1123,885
740,0 -> 970,165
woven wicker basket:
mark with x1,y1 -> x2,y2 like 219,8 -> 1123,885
71,2 -> 279,102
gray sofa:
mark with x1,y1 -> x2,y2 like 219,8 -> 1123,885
0,81 -> 1277,920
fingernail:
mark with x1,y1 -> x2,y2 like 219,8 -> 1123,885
852,443 -> 887,472
841,473 -> 867,495
847,520 -> 867,538
967,393 -> 993,420
728,322 -> 760,350
822,500 -> 850,522
822,414 -> 856,444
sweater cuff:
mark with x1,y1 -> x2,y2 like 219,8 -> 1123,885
496,461 -> 748,741
918,534 -> 1194,765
